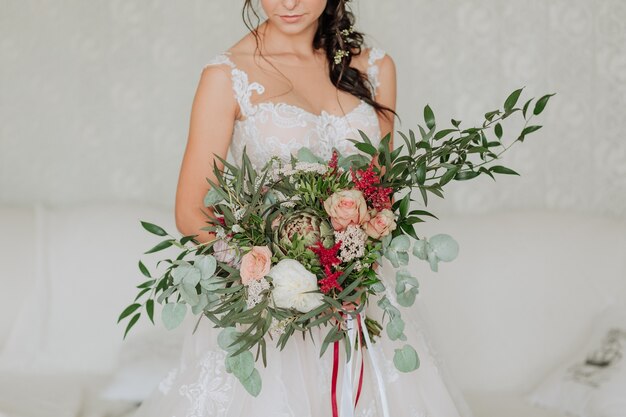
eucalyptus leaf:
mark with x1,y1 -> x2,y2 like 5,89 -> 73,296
297,147 -> 326,164
384,235 -> 411,268
386,316 -> 405,341
431,234 -> 459,261
397,288 -> 418,307
179,283 -> 200,306
161,303 -> 187,330
240,368 -> 262,397
204,187 -> 224,206
218,327 -> 244,353
195,255 -> 217,279
393,345 -> 420,372
227,350 -> 255,380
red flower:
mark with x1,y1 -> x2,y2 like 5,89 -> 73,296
328,150 -> 339,172
350,160 -> 393,211
319,265 -> 343,294
309,240 -> 342,269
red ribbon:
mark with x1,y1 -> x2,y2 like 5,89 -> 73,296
330,315 -> 366,417
331,341 -> 340,417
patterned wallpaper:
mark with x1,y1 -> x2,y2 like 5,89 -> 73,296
1,0 -> 625,218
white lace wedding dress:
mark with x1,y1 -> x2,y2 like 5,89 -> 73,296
130,47 -> 475,417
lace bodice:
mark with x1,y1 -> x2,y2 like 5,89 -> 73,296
202,47 -> 387,170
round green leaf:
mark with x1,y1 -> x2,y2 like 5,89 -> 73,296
218,327 -> 243,353
171,262 -> 201,286
161,303 -> 187,330
386,316 -> 405,341
179,283 -> 200,306
227,351 -> 255,381
393,345 -> 420,372
195,255 -> 217,279
240,368 -> 262,397
429,234 -> 459,262
204,187 -> 224,206
397,288 -> 418,307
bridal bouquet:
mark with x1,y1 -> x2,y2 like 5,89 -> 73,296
119,88 -> 554,396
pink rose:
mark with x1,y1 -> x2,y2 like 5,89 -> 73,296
363,209 -> 397,239
323,189 -> 370,231
240,245 -> 273,285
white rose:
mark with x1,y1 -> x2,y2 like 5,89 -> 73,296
268,259 -> 324,313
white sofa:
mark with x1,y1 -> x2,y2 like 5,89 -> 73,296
0,203 -> 624,417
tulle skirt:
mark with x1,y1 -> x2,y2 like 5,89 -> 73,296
130,259 -> 475,417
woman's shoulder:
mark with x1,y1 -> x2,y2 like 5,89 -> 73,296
352,46 -> 394,72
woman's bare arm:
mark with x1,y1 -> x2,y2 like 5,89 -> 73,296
375,53 -> 397,152
174,65 -> 239,244
372,53 -> 397,273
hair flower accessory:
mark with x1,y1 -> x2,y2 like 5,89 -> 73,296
334,49 -> 350,65
334,25 -> 356,65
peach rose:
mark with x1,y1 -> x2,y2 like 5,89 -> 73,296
363,209 -> 397,239
240,245 -> 272,285
323,189 -> 369,231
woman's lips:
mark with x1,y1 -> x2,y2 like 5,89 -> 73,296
280,14 -> 303,23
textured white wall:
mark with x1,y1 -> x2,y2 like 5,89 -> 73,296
1,0 -> 625,218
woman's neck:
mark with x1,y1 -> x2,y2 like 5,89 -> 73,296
256,20 -> 320,59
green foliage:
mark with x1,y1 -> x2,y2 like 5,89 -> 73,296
394,345 -> 420,372
117,87 -> 554,397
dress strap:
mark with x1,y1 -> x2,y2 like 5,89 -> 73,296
366,47 -> 386,97
202,52 -> 265,118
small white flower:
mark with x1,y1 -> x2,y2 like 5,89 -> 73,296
246,277 -> 271,309
353,260 -> 364,271
334,225 -> 368,263
268,317 -> 289,338
234,207 -> 246,221
215,226 -> 226,240
231,224 -> 243,234
268,259 -> 324,313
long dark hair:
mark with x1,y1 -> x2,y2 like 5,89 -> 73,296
242,0 -> 396,122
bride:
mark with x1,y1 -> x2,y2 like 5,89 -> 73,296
132,1 -> 475,416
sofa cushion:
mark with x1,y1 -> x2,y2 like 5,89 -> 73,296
528,305 -> 626,417
0,203 -> 185,374
409,209 -> 626,393
0,205 -> 38,349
